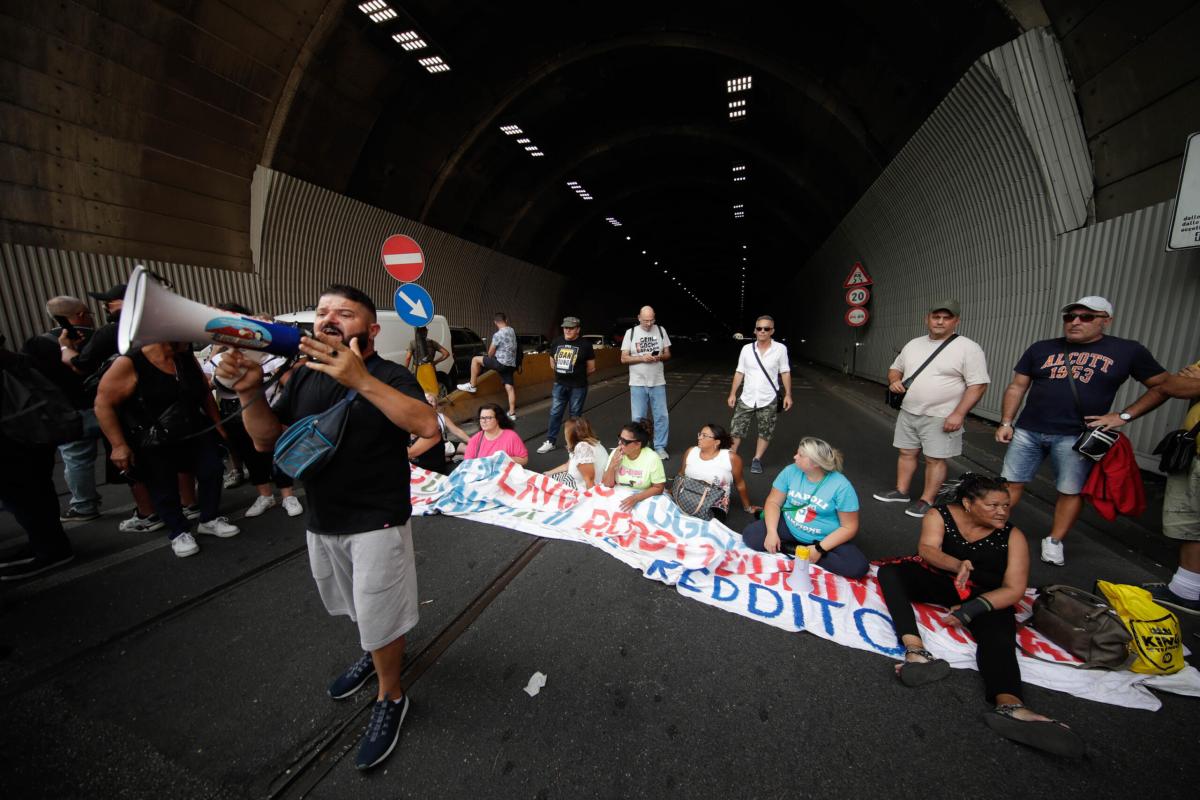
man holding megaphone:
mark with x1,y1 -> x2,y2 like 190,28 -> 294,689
216,284 -> 437,772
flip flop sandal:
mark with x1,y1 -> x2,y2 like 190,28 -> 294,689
983,704 -> 1085,758
897,647 -> 951,687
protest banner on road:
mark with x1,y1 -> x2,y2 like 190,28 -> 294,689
411,454 -> 1200,711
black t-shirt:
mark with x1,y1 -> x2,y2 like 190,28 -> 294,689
275,354 -> 424,535
72,321 -> 118,376
548,336 -> 595,388
1014,336 -> 1166,435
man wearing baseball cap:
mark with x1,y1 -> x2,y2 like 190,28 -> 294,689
995,295 -> 1170,566
59,281 -> 126,378
536,316 -> 596,454
874,300 -> 990,518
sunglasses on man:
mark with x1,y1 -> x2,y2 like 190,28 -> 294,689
1062,313 -> 1107,323
755,326 -> 773,332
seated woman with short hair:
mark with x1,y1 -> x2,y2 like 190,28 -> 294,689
876,474 -> 1082,757
601,420 -> 665,512
548,416 -> 608,490
740,436 -> 868,578
462,402 -> 528,465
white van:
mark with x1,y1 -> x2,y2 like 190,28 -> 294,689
274,309 -> 452,376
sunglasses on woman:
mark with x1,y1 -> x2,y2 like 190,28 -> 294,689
1062,313 -> 1105,323
617,436 -> 638,446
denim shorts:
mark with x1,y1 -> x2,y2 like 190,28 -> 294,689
1000,428 -> 1092,495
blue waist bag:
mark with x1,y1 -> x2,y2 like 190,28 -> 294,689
273,387 -> 359,480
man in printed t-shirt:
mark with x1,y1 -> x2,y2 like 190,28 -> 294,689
996,295 -> 1170,567
621,305 -> 672,459
536,316 -> 596,453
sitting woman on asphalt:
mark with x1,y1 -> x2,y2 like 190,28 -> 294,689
409,392 -> 471,475
875,474 -> 1082,757
463,402 -> 528,465
740,436 -> 868,578
548,416 -> 608,490
677,423 -> 758,522
602,420 -> 666,512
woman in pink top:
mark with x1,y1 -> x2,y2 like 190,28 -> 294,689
463,403 -> 529,465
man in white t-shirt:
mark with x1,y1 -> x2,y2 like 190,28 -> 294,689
727,315 -> 792,474
621,306 -> 672,458
873,300 -> 989,518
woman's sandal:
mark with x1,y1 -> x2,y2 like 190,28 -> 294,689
897,647 -> 951,687
982,703 -> 1085,758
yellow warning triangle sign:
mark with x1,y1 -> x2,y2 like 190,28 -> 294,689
843,262 -> 873,288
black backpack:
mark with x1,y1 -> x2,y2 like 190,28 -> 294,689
1,365 -> 83,446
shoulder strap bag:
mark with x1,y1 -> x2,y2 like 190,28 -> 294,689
273,360 -> 378,480
751,344 -> 786,413
1061,350 -> 1119,462
885,334 -> 959,410
671,474 -> 722,520
1151,417 -> 1200,474
1021,584 -> 1133,670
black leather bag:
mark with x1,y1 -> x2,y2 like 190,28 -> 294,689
1060,352 -> 1118,463
1152,420 -> 1200,474
886,334 -> 958,411
1025,585 -> 1133,670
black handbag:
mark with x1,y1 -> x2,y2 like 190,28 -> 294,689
1061,351 -> 1119,463
885,334 -> 959,410
750,345 -> 785,412
1152,419 -> 1200,474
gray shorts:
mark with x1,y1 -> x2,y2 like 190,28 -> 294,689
1163,459 -> 1200,542
892,409 -> 963,458
307,523 -> 420,652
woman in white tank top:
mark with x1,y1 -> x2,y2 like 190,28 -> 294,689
679,423 -> 758,521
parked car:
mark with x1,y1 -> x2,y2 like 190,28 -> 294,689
582,333 -> 609,350
517,333 -> 549,354
449,326 -> 487,385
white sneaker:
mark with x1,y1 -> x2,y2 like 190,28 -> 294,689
197,517 -> 240,538
120,513 -> 164,533
1040,536 -> 1065,566
536,440 -> 555,454
508,411 -> 518,421
655,449 -> 669,460
171,532 -> 200,557
456,382 -> 477,393
282,496 -> 304,517
245,495 -> 277,517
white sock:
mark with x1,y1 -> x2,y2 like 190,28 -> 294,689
1168,567 -> 1200,601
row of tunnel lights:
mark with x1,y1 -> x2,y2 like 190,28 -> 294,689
358,2 -> 450,73
728,78 -> 752,314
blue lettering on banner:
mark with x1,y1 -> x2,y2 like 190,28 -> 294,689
712,575 -> 739,602
543,507 -> 576,527
748,584 -> 783,618
809,594 -> 845,636
853,608 -> 905,656
647,560 -> 681,581
644,498 -> 734,549
678,568 -> 705,593
791,594 -> 806,629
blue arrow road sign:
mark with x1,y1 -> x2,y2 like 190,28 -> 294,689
394,283 -> 435,326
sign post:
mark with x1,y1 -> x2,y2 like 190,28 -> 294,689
1167,132 -> 1200,251
842,263 -> 873,376
381,233 -> 438,393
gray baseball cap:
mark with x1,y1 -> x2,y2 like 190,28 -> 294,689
561,316 -> 581,328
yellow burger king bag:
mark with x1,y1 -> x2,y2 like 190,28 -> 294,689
1095,581 -> 1184,675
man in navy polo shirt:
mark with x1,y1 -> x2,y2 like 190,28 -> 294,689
995,296 -> 1170,566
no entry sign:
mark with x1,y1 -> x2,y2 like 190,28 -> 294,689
845,286 -> 870,306
381,234 -> 426,283
845,307 -> 869,327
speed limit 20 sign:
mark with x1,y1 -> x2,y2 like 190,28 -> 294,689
845,286 -> 870,306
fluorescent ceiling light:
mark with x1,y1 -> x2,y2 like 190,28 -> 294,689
727,76 -> 752,93
729,109 -> 746,119
392,31 -> 427,50
530,151 -> 544,157
518,138 -> 532,144
500,125 -> 522,135
418,56 -> 450,73
733,175 -> 746,181
733,203 -> 743,209
732,164 -> 746,172
729,99 -> 746,109
524,145 -> 538,151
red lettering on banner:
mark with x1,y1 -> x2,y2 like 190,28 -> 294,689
411,473 -> 426,485
639,527 -> 676,552
498,461 -> 522,496
820,572 -> 839,601
915,604 -> 970,644
1016,626 -> 1075,663
848,579 -> 868,606
579,509 -> 611,538
591,484 -> 614,497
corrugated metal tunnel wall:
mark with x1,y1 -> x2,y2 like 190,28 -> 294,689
1,168 -> 567,349
791,29 -> 1200,467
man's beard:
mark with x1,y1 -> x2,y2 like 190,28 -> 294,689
321,324 -> 368,352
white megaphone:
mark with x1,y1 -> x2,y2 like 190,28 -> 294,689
117,266 -> 301,356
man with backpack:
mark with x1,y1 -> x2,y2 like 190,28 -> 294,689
621,306 -> 672,459
873,300 -> 990,519
218,284 -> 437,771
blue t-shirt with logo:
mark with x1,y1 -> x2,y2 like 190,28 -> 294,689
1014,336 -> 1165,435
771,466 -> 859,543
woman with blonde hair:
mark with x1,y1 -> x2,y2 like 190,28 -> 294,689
548,416 -> 608,490
740,436 -> 868,578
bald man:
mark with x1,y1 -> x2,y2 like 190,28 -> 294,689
621,306 -> 672,458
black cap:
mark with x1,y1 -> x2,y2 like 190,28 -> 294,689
87,283 -> 127,302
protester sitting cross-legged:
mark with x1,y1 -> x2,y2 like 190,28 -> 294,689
740,437 -> 868,578
601,420 -> 666,512
462,402 -> 529,465
677,423 -> 758,522
217,283 -> 439,771
547,416 -> 608,490
875,474 -> 1083,757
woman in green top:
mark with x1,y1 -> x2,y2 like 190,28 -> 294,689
602,420 -> 666,512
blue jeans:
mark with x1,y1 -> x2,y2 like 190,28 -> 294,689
1000,427 -> 1092,495
630,384 -> 669,450
58,409 -> 103,514
546,383 -> 587,444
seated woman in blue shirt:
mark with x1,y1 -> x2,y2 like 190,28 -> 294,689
740,437 -> 869,578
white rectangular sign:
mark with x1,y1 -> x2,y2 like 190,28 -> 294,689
1167,131 -> 1200,251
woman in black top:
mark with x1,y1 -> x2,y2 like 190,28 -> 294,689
877,474 -> 1083,757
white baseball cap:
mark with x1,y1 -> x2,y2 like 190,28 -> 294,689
1061,295 -> 1113,316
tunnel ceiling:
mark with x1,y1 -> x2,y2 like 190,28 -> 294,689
272,1 -> 1022,326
